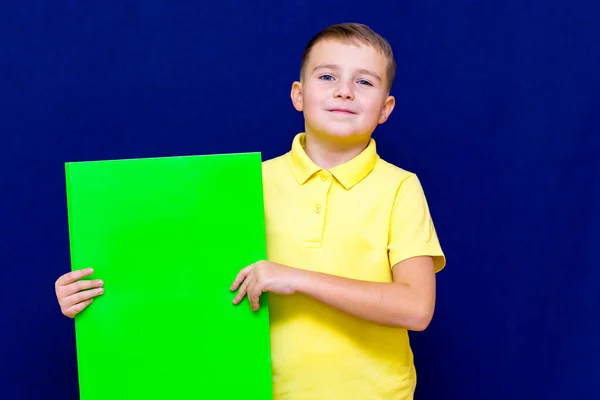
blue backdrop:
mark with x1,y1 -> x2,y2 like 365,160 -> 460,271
1,1 -> 599,399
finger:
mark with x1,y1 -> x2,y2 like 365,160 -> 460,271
61,279 -> 104,298
230,266 -> 253,291
63,298 -> 94,318
232,274 -> 251,305
55,268 -> 94,287
248,275 -> 262,312
62,287 -> 104,309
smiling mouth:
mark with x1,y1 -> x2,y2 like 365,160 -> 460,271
328,109 -> 356,114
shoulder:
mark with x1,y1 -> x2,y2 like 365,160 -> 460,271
261,153 -> 292,187
370,158 -> 432,210
261,153 -> 288,176
262,153 -> 287,169
373,157 -> 420,189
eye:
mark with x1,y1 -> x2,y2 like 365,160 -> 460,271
319,74 -> 335,81
357,79 -> 373,86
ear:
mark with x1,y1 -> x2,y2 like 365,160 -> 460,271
290,81 -> 303,112
378,95 -> 396,124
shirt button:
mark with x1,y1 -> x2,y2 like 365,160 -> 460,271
320,173 -> 329,181
314,204 -> 321,213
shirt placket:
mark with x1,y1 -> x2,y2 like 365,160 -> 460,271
303,171 -> 333,248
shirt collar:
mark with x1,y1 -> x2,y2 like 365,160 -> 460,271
287,132 -> 379,190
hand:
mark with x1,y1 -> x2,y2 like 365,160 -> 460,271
230,261 -> 299,311
55,268 -> 104,318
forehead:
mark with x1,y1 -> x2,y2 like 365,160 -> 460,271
306,39 -> 388,75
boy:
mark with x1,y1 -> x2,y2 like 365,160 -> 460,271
55,23 -> 445,400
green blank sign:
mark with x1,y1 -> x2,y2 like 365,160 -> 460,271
65,152 -> 272,400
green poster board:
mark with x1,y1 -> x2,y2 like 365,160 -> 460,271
65,152 -> 272,400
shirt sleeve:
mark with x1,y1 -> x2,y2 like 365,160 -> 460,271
387,174 -> 446,273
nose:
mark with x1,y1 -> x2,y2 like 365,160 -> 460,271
333,81 -> 354,100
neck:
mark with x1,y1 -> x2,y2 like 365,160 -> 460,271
304,132 -> 371,170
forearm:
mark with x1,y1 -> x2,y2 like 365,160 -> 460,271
293,269 -> 434,330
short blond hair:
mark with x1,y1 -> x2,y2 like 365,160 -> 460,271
300,23 -> 396,92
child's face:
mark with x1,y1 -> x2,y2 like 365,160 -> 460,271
291,40 -> 395,143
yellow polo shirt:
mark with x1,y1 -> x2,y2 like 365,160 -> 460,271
262,133 -> 446,400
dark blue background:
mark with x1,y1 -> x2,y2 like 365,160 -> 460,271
1,1 -> 599,399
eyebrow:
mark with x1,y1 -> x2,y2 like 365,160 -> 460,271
312,63 -> 382,83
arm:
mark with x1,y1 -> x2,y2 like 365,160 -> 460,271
293,256 -> 436,330
231,255 -> 436,331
